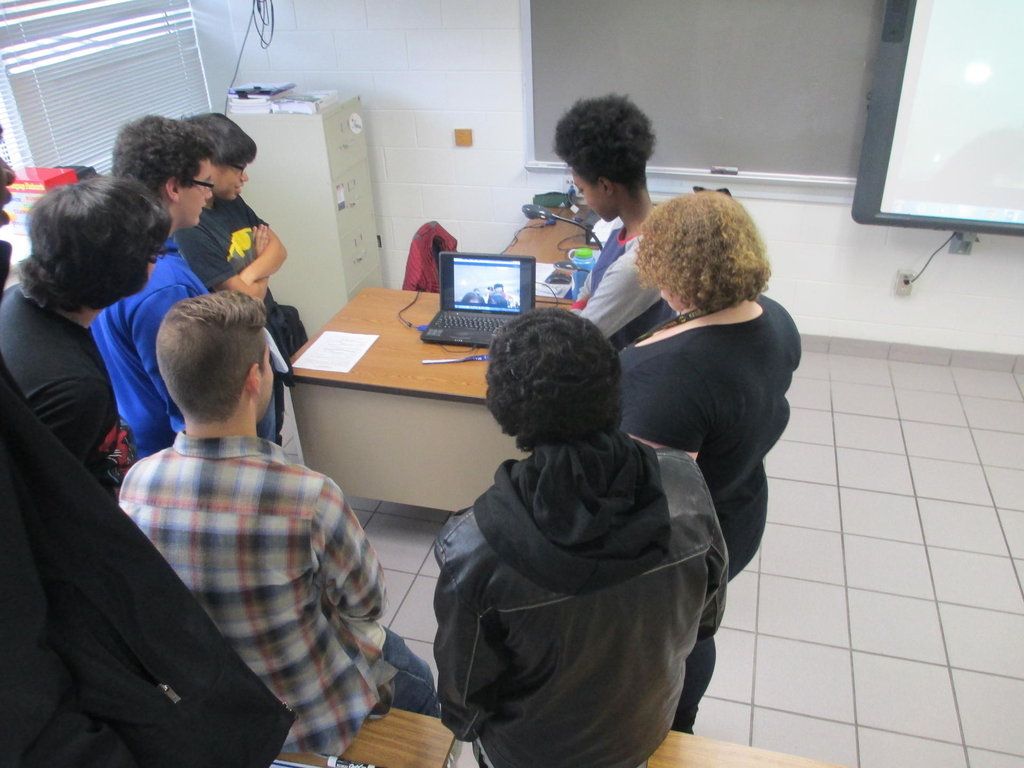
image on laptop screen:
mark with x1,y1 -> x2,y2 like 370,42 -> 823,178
450,255 -> 525,313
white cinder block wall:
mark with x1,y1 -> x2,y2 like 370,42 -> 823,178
199,0 -> 1023,356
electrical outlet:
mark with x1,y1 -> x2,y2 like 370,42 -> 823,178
894,269 -> 914,297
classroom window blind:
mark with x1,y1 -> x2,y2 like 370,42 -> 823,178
0,0 -> 211,173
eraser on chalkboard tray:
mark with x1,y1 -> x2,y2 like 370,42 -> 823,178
710,166 -> 739,175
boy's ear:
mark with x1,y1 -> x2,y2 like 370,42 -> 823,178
242,362 -> 263,396
162,177 -> 181,204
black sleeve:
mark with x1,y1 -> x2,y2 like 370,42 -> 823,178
173,225 -> 235,291
0,403 -> 139,767
27,376 -> 113,466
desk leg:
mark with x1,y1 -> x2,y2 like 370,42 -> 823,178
292,383 -> 523,511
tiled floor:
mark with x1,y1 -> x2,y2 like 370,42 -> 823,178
349,351 -> 1024,768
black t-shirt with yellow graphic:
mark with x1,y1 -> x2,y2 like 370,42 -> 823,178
174,195 -> 275,306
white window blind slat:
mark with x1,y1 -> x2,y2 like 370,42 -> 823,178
0,0 -> 210,173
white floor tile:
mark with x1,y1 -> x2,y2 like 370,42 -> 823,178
986,466 -> 1024,511
751,708 -> 858,767
381,569 -> 416,626
837,447 -> 914,496
705,628 -> 755,703
793,351 -> 830,381
782,407 -> 834,445
889,361 -> 957,394
759,524 -> 846,584
858,728 -> 967,768
895,390 -> 967,427
754,635 -> 854,722
419,546 -> 441,577
833,412 -> 905,455
952,368 -> 1023,401
901,421 -> 978,462
962,396 -> 1024,433
829,355 -> 893,387
787,377 -> 832,411
844,534 -> 934,599
928,548 -> 1024,613
831,381 -> 899,419
389,575 -> 439,643
757,574 -> 848,647
839,488 -> 923,544
967,747 -> 1024,768
766,440 -> 837,485
999,508 -> 1024,559
347,495 -> 380,513
953,669 -> 1024,754
939,603 -> 1024,679
721,569 -> 758,632
767,479 -> 841,531
853,652 -> 960,741
918,499 -> 1008,555
695,697 -> 751,744
847,589 -> 946,664
909,457 -> 992,506
363,513 -> 442,574
973,429 -> 1024,471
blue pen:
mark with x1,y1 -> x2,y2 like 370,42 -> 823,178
421,354 -> 488,364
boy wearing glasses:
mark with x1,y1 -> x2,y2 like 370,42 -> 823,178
92,115 -> 216,458
175,113 -> 293,441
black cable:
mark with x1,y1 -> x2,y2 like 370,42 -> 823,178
502,222 -> 547,253
556,232 -> 587,252
397,290 -> 422,328
224,6 -> 256,111
910,233 -> 956,284
253,0 -> 275,48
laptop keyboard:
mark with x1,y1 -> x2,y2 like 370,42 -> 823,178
432,311 -> 507,333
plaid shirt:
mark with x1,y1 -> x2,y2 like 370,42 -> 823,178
120,434 -> 389,754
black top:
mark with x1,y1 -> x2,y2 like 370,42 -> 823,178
174,195 -> 275,306
0,286 -> 133,491
620,296 -> 801,576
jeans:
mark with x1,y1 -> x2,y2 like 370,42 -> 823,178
382,628 -> 440,717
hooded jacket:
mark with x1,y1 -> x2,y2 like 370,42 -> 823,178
433,432 -> 727,768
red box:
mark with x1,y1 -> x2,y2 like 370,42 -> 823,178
7,167 -> 78,262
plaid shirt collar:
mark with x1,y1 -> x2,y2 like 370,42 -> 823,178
172,432 -> 288,463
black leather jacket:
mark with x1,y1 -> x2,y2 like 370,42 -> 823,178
433,437 -> 727,768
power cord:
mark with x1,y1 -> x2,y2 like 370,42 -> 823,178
224,0 -> 276,111
397,290 -> 427,330
910,232 -> 956,284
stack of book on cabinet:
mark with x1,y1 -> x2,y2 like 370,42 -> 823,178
227,83 -> 338,115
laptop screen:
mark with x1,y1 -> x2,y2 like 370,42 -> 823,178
439,252 -> 536,314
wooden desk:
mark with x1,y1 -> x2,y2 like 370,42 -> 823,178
290,209 -> 591,510
278,709 -> 455,768
291,287 -> 522,511
649,731 -> 850,768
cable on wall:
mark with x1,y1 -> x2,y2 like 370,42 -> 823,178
224,0 -> 276,111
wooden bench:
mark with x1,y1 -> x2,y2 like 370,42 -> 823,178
279,710 -> 852,768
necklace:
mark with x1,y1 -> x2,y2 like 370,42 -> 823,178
634,307 -> 709,343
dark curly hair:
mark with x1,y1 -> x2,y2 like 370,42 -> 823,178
553,94 -> 655,192
486,308 -> 621,451
636,192 -> 770,314
19,176 -> 170,312
184,113 -> 257,168
112,115 -> 213,194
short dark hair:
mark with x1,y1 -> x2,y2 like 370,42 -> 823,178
19,176 -> 169,311
112,115 -> 213,194
184,113 -> 257,168
156,292 -> 267,423
486,308 -> 621,451
554,94 -> 655,192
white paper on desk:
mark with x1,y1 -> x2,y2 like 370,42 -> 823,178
293,331 -> 378,373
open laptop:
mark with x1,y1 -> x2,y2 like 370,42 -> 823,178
421,252 -> 536,347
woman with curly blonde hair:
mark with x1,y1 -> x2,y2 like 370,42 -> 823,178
619,190 -> 801,734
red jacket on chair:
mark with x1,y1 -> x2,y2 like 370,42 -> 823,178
402,221 -> 457,293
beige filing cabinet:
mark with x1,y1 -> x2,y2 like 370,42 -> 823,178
232,97 -> 382,332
